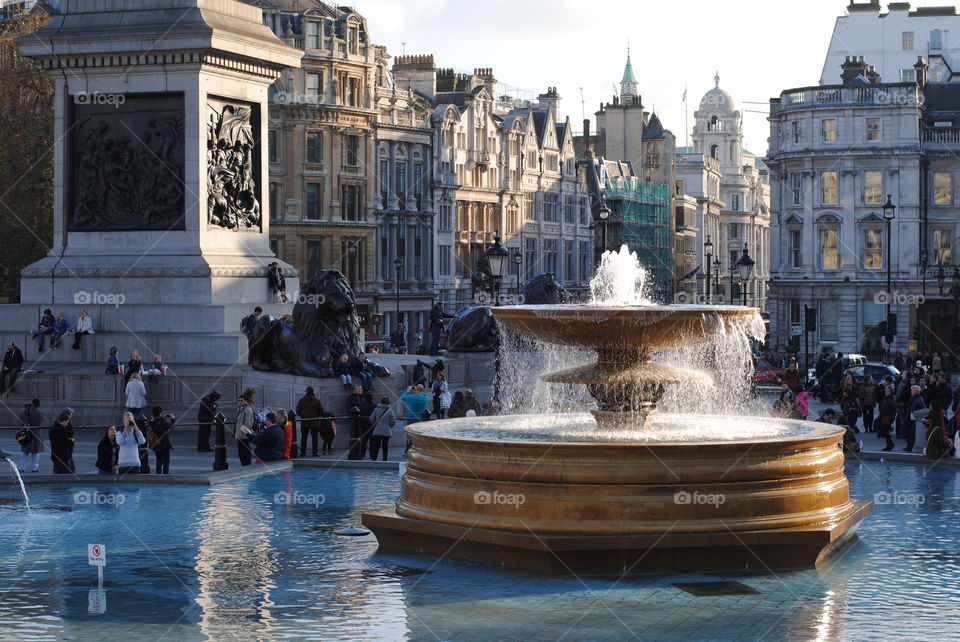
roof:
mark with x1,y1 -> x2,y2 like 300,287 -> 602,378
923,83 -> 960,113
621,54 -> 637,84
241,0 -> 340,16
555,121 -> 568,146
434,91 -> 467,108
699,72 -> 736,114
532,110 -> 548,145
642,113 -> 664,139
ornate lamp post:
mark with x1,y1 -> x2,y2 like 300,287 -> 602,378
736,246 -> 755,307
713,257 -> 722,301
393,257 -> 403,352
484,235 -> 509,402
598,205 -> 610,254
513,248 -> 523,299
484,234 -> 509,304
882,194 -> 896,357
704,235 -> 714,303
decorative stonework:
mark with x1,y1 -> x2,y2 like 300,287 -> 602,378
20,265 -> 286,279
207,99 -> 261,230
69,94 -> 185,231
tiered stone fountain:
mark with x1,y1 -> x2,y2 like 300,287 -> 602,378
363,248 -> 871,573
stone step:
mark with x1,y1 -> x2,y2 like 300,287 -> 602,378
5,331 -> 247,366
0,302 -> 294,335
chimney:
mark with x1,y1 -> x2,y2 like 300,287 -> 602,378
841,55 -> 868,85
914,55 -> 929,87
537,87 -> 561,121
474,67 -> 497,101
393,54 -> 436,97
865,65 -> 881,84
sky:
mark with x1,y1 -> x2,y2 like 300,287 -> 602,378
351,0 -> 852,155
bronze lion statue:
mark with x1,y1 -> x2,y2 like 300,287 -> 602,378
249,270 -> 362,377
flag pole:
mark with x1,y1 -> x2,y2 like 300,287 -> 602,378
684,82 -> 689,150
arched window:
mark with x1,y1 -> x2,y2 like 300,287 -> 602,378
709,115 -> 718,132
710,144 -> 718,159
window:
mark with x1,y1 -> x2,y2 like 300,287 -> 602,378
345,135 -> 360,167
269,237 -> 281,258
525,237 -> 538,279
268,130 -> 278,163
306,73 -> 322,101
439,203 -> 452,231
579,197 -> 590,226
524,194 -> 535,220
863,228 -> 883,268
544,193 -> 560,222
379,159 -> 389,207
820,228 -> 839,269
729,223 -> 740,239
341,184 -> 362,221
439,245 -> 451,275
346,77 -> 361,107
306,240 -> 323,280
821,119 -> 836,142
348,26 -> 359,54
934,229 -> 952,266
789,229 -> 802,268
821,171 -> 838,204
931,29 -> 943,51
413,163 -> 424,206
307,21 -> 320,49
305,183 -> 322,220
900,68 -> 916,82
792,121 -> 800,144
579,240 -> 590,281
564,240 -> 574,281
564,195 -> 576,223
935,171 -> 952,204
864,170 -> 882,204
731,194 -> 740,211
903,31 -> 914,50
395,162 -> 407,201
866,118 -> 880,141
790,173 -> 802,206
544,239 -> 558,274
820,300 -> 839,342
789,299 -> 801,326
306,131 -> 322,163
269,182 -> 281,221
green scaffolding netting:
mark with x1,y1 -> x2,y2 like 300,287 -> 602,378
603,178 -> 672,302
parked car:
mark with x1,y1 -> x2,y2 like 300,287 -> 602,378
843,362 -> 900,383
754,358 -> 785,384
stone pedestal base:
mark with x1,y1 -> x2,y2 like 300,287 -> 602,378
363,500 -> 872,574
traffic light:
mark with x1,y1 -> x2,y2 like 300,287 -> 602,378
886,312 -> 897,337
804,306 -> 817,332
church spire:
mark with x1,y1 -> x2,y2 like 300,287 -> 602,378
620,46 -> 638,100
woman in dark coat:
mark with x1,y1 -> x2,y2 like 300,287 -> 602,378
317,406 -> 336,455
447,391 -> 467,419
48,408 -> 76,474
96,426 -> 119,475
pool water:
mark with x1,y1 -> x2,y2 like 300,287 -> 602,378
1,462 -> 958,641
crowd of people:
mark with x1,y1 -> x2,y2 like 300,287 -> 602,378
772,358 -> 959,460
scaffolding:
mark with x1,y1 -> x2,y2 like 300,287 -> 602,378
603,177 -> 672,302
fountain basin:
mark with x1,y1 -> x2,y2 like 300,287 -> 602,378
363,414 -> 872,573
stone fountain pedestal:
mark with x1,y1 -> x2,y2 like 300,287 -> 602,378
2,0 -> 302,367
363,304 -> 872,574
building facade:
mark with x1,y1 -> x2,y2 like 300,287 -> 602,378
766,55 -> 943,360
684,76 -> 770,308
392,58 -> 592,313
822,1 -> 960,86
251,1 -> 381,329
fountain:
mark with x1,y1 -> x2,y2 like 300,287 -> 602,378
363,247 -> 871,573
0,448 -> 31,514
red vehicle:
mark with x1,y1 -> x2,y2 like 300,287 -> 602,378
754,358 -> 785,384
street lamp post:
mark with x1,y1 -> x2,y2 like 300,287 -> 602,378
513,248 -> 523,299
713,257 -> 722,301
882,195 -> 896,360
484,235 -> 510,402
704,235 -> 714,303
736,246 -> 755,307
729,260 -> 736,304
393,257 -> 403,353
598,205 -> 610,255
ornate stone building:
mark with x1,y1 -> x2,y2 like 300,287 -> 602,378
250,1 -> 380,324
686,76 -> 770,308
392,58 -> 591,313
